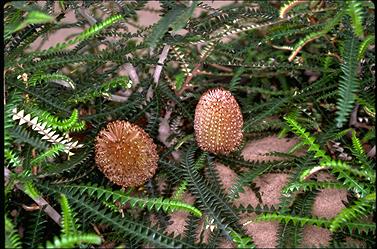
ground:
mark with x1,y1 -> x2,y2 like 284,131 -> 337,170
165,135 -> 352,248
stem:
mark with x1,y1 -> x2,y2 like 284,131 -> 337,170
124,63 -> 140,85
4,167 -> 62,226
153,45 -> 171,85
367,145 -> 375,158
148,45 -> 171,101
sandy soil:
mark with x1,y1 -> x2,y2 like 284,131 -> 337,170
164,135 -> 351,248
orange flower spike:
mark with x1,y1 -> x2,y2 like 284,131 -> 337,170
194,88 -> 243,155
95,120 -> 158,187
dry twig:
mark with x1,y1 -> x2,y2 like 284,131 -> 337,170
153,45 -> 171,85
4,167 -> 62,226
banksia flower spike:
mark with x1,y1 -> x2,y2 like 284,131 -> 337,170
194,88 -> 243,155
95,120 -> 158,187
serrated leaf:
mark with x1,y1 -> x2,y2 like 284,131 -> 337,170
25,11 -> 54,25
175,72 -> 185,90
170,1 -> 198,31
146,3 -> 194,48
336,35 -> 360,128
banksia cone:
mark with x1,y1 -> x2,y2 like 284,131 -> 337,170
95,120 -> 158,187
194,88 -> 243,155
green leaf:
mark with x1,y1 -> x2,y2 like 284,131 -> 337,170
330,193 -> 375,232
347,0 -> 364,37
5,216 -> 22,249
6,10 -> 54,35
9,1 -> 44,12
257,213 -> 332,228
30,144 -> 65,165
26,14 -> 123,58
229,228 -> 255,248
38,183 -> 195,248
284,116 -> 331,162
45,234 -> 101,248
25,11 -> 54,25
336,34 -> 360,128
229,67 -> 245,93
23,181 -> 41,199
23,209 -> 47,248
60,194 -> 77,236
358,35 -> 375,60
175,72 -> 185,90
170,1 -> 198,31
49,184 -> 202,217
146,3 -> 195,48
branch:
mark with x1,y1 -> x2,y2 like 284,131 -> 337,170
153,45 -> 171,85
208,63 -> 233,72
124,63 -> 140,85
349,104 -> 359,127
367,145 -> 375,158
102,93 -> 129,102
146,45 -> 171,101
177,50 -> 208,96
3,84 -> 6,105
4,167 -> 62,226
116,63 -> 140,100
78,7 -> 97,25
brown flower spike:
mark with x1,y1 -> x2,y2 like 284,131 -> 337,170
95,120 -> 158,187
194,88 -> 243,155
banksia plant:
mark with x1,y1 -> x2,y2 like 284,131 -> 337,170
194,88 -> 243,155
5,1 -> 375,248
95,120 -> 158,187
